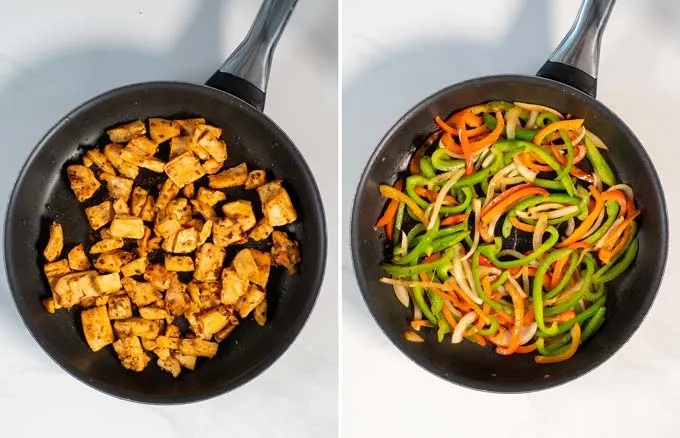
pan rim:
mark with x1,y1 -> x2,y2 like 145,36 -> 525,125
4,80 -> 328,404
350,73 -> 668,393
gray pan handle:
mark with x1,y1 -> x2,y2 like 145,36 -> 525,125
537,0 -> 615,98
206,0 -> 298,111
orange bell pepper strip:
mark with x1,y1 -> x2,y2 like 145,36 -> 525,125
458,117 -> 475,176
495,311 -> 514,326
550,256 -> 568,289
557,185 -> 604,247
468,111 -> 504,153
472,334 -> 487,347
516,342 -> 537,353
554,310 -> 576,323
448,281 -> 491,324
535,323 -> 581,364
375,180 -> 403,240
481,186 -> 549,223
441,213 -> 468,226
410,320 -> 433,330
523,305 -> 535,325
421,253 -> 442,264
598,210 -> 640,263
533,119 -> 584,145
551,143 -> 587,166
379,184 -> 428,225
446,106 -> 485,127
602,190 -> 629,216
442,305 -> 458,329
496,280 -> 524,355
415,187 -> 457,205
510,216 -> 535,233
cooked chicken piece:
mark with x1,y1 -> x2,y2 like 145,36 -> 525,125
149,118 -> 181,143
120,257 -> 147,277
165,255 -> 194,272
137,226 -> 152,257
165,274 -> 189,316
198,220 -> 213,245
90,238 -> 124,254
112,198 -> 130,215
238,284 -> 266,318
157,355 -> 182,378
81,305 -> 115,352
190,199 -> 217,221
144,263 -> 171,290
94,249 -> 134,273
148,236 -> 163,252
221,200 -> 256,232
107,294 -> 133,320
110,215 -> 145,239
42,297 -> 56,314
68,244 -> 91,271
44,259 -> 71,280
248,218 -> 273,242
120,147 -> 166,173
82,155 -> 93,167
221,267 -> 248,306
121,277 -> 162,306
127,135 -> 159,156
156,179 -> 180,211
114,317 -> 161,339
214,324 -> 238,343
67,165 -> 101,202
272,231 -> 301,275
250,249 -> 271,288
153,336 -> 180,350
53,271 -> 95,308
169,136 -> 190,160
193,243 -> 225,282
107,120 -> 146,143
253,300 -> 267,326
257,181 -> 298,226
43,222 -> 63,262
197,306 -> 233,339
85,149 -> 116,175
208,162 -> 247,189
212,217 -> 246,247
245,169 -> 267,190
182,183 -> 195,199
140,338 -> 157,351
174,353 -> 197,370
165,324 -> 181,338
139,195 -> 156,222
100,228 -> 113,240
94,272 -> 122,294
154,217 -> 181,239
192,124 -> 227,162
139,307 -> 168,320
164,152 -> 206,188
130,186 -> 148,217
103,143 -> 139,179
113,336 -> 150,372
196,187 -> 226,206
166,198 -> 193,224
202,158 -> 223,175
179,338 -> 218,358
85,201 -> 114,230
187,281 -> 222,311
232,249 -> 259,281
100,173 -> 133,200
162,227 -> 199,253
177,118 -> 206,136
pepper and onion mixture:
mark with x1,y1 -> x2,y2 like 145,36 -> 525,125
376,101 -> 639,363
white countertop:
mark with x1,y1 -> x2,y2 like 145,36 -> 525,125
0,1 -> 338,437
342,0 -> 680,436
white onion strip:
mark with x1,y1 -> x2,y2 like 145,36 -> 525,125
484,164 -> 516,209
533,213 -> 548,251
608,184 -> 634,200
506,107 -> 521,140
585,129 -> 608,150
393,284 -> 410,308
452,311 -> 477,344
512,155 -> 537,182
526,111 -> 539,129
594,216 -> 625,250
413,302 -> 422,321
514,102 -> 564,119
581,205 -> 607,240
498,249 -> 526,259
495,323 -> 538,347
506,274 -> 527,299
565,217 -> 576,237
443,300 -> 462,319
427,169 -> 465,230
452,261 -> 483,305
460,199 -> 481,262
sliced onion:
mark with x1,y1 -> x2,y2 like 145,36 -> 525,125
585,129 -> 608,150
484,164 -> 516,208
440,144 -> 488,160
452,311 -> 478,344
581,204 -> 607,240
526,111 -> 539,129
497,249 -> 526,259
497,285 -> 508,296
398,231 -> 408,257
507,274 -> 527,299
592,170 -> 602,192
565,217 -> 576,237
513,102 -> 564,119
521,266 -> 531,296
481,151 -> 496,168
427,169 -> 462,190
572,126 -> 586,146
520,323 -> 538,345
443,300 -> 462,319
608,184 -> 634,200
461,255 -> 479,300
393,284 -> 410,308
478,266 -> 502,277
428,169 -> 465,230
594,216 -> 625,250
533,213 -> 548,251
453,261 -> 483,305
460,199 -> 481,262
404,331 -> 425,343
505,107 -> 521,140
512,155 -> 537,182
380,277 -> 455,290
527,203 -> 570,215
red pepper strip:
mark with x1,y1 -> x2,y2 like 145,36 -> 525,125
441,214 -> 468,226
468,111 -> 504,152
519,151 -> 552,172
550,256 -> 568,289
571,167 -> 595,184
550,142 -> 587,166
375,180 -> 403,240
478,255 -> 496,268
481,184 -> 541,218
481,186 -> 550,223
535,323 -> 581,364
555,310 -> 576,323
446,107 -> 484,127
496,280 -> 524,355
598,210 -> 641,263
415,187 -> 457,205
602,190 -> 628,216
435,115 -> 458,135
606,223 -> 632,262
558,185 -> 604,247
442,305 -> 458,329
421,253 -> 442,264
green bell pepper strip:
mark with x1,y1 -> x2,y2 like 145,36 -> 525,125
583,282 -> 605,301
486,100 -> 514,111
531,177 -> 570,191
392,202 -> 406,245
409,223 -> 467,248
479,226 -> 560,269
491,271 -> 509,290
427,287 -> 444,316
584,201 -> 620,245
536,332 -> 572,355
536,112 -> 561,128
406,223 -> 426,244
585,136 -> 616,187
395,221 -> 439,265
482,112 -> 537,141
428,231 -> 469,254
476,315 -> 499,336
544,254 -> 595,315
419,157 -> 436,178
383,247 -> 457,277
581,307 -> 606,342
431,148 -> 464,172
543,251 -> 580,300
436,312 -> 452,343
472,249 -> 514,314
533,247 -> 574,336
412,281 -> 437,325
501,194 -> 581,238
593,238 -> 639,284
406,176 -> 470,214
536,295 -> 606,337
436,262 -> 452,282
558,129 -> 575,180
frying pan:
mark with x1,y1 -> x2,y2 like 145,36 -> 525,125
351,0 -> 667,392
4,0 -> 327,404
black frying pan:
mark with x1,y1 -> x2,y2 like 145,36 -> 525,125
351,0 -> 667,392
4,0 -> 327,404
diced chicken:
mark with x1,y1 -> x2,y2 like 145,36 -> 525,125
248,218 -> 273,242
137,226 -> 152,257
165,324 -> 181,338
42,297 -> 56,314
192,124 -> 227,162
127,136 -> 158,156
193,243 -> 225,282
141,338 -> 157,351
175,353 -> 197,370
196,187 -> 226,206
52,271 -> 95,308
157,355 -> 182,378
221,267 -> 248,306
44,259 -> 71,280
85,201 -> 114,230
120,147 -> 166,173
197,306 -> 233,339
94,249 -> 134,273
198,220 -> 213,245
144,264 -> 171,290
107,294 -> 133,320
190,199 -> 217,221
43,222 -> 63,262
90,238 -> 124,254
202,159 -> 223,175
253,300 -> 267,326
99,173 -> 133,200
187,281 -> 221,311
165,255 -> 194,272
177,118 -> 206,136
110,215 -> 145,239
130,186 -> 148,217
85,149 -> 116,175
94,272 -> 122,294
139,307 -> 168,320
148,118 -> 181,143
113,336 -> 150,372
120,257 -> 148,277
68,244 -> 91,271
139,195 -> 156,222
69,272 -> 99,300
162,227 -> 199,253
154,347 -> 172,360
169,136 -> 190,160
81,305 -> 114,352
164,152 -> 206,188
182,183 -> 195,199
166,198 -> 192,224
114,317 -> 161,339
107,120 -> 146,143
221,200 -> 256,232
121,277 -> 162,306
214,324 -> 238,343
257,181 -> 298,226
154,217 -> 182,239
156,179 -> 180,211
113,198 -> 130,215
232,249 -> 259,281
67,165 -> 101,202
245,169 -> 267,190
165,275 -> 189,316
250,249 -> 271,288
208,162 -> 247,189
179,338 -> 218,358
238,284 -> 266,318
212,217 -> 246,247
272,231 -> 301,275
103,143 -> 139,180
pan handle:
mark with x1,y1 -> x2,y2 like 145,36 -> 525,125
205,0 -> 298,111
536,0 -> 615,98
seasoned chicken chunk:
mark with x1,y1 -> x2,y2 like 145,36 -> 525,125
100,173 -> 133,200
42,297 -> 56,314
139,195 -> 156,222
149,118 -> 181,143
232,248 -> 259,281
257,181 -> 298,226
94,249 -> 134,273
165,275 -> 189,316
238,284 -> 266,318
120,257 -> 147,277
120,147 -> 166,173
175,353 -> 197,370
187,281 -> 222,310
182,183 -> 195,199
272,231 -> 301,275
197,305 -> 233,339
165,255 -> 194,272
53,271 -> 96,308
208,162 -> 247,189
110,215 -> 145,239
113,198 -> 131,215
198,220 -> 213,245
104,143 -> 139,179
107,120 -> 146,143
85,201 -> 114,230
68,244 -> 91,271
202,159 -> 223,175
190,199 -> 217,221
212,217 -> 246,247
192,124 -> 227,162
90,238 -> 124,254
127,135 -> 158,156
67,165 -> 101,202
196,187 -> 226,206
162,227 -> 199,253
164,152 -> 206,188
43,222 -> 63,262
121,277 -> 162,307
107,294 -> 133,320
139,306 -> 168,320
221,200 -> 256,232
245,169 -> 267,190
250,249 -> 271,288
193,243 -> 225,282
179,338 -> 218,358
166,198 -> 193,224
169,136 -> 190,160
157,355 -> 182,378
81,305 -> 114,352
144,263 -> 171,291
221,267 -> 248,306
113,336 -> 150,372
130,186 -> 148,216
177,118 -> 206,136
114,317 -> 161,339
253,300 -> 267,327
85,149 -> 116,175
44,259 -> 71,280
248,218 -> 273,241
94,272 -> 122,294
156,179 -> 180,211
154,217 -> 182,239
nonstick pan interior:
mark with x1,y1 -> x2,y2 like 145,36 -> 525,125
351,74 -> 667,392
5,81 -> 327,403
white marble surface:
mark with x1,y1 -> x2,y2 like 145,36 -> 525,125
0,1 -> 338,437
342,0 -> 680,436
